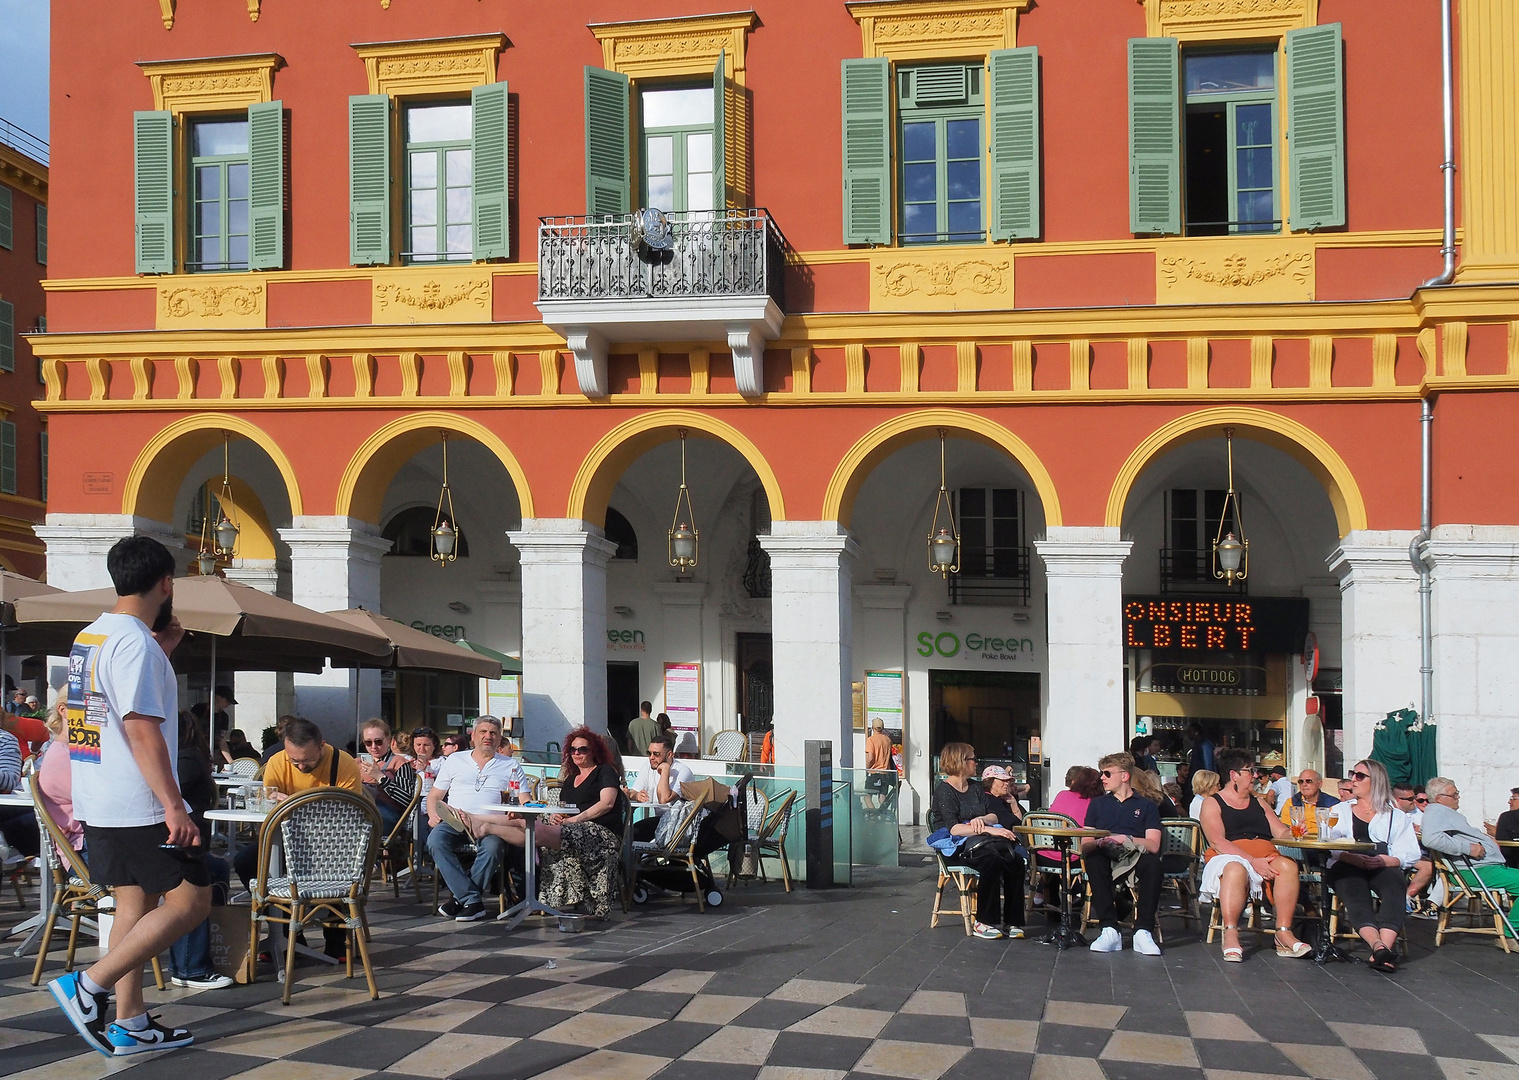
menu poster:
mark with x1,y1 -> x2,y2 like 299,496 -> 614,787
663,662 -> 702,756
484,675 -> 522,734
865,670 -> 904,731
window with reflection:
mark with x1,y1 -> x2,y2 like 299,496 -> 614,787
405,103 -> 473,263
640,85 -> 715,214
189,119 -> 250,271
1183,50 -> 1278,236
898,63 -> 984,245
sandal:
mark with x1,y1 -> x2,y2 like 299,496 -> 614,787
1275,930 -> 1313,959
1222,926 -> 1244,963
1369,945 -> 1397,973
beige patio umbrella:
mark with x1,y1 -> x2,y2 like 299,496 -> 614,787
0,572 -> 63,703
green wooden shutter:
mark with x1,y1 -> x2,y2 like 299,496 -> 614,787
1128,38 -> 1181,236
0,186 -> 11,250
1286,22 -> 1345,230
841,57 -> 892,245
712,51 -> 727,212
584,67 -> 630,217
247,100 -> 285,271
989,47 -> 1040,241
349,94 -> 392,266
34,203 -> 46,265
134,110 -> 175,273
472,81 -> 511,260
0,299 -> 12,373
0,422 -> 16,496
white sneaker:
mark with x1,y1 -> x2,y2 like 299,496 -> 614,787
1089,926 -> 1122,953
1132,930 -> 1162,956
170,974 -> 235,990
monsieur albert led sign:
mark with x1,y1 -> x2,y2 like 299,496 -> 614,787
1122,596 -> 1310,655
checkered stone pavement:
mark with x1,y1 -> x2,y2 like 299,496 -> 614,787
1,863 -> 1518,1080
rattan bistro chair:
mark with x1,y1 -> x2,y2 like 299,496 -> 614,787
928,807 -> 980,935
1158,818 -> 1205,929
1431,853 -> 1514,953
709,730 -> 748,762
251,788 -> 382,1005
632,798 -> 711,910
377,779 -> 423,900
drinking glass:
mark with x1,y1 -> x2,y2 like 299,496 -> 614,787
1290,804 -> 1307,839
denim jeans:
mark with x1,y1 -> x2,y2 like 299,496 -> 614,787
168,853 -> 231,979
426,821 -> 505,907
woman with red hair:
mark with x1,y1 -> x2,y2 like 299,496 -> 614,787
457,725 -> 624,919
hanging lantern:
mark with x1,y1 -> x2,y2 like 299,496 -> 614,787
431,432 -> 460,566
927,429 -> 960,577
1211,427 -> 1250,585
195,550 -> 218,577
196,432 -> 240,573
667,429 -> 699,573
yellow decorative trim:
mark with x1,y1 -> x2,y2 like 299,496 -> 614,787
869,249 -> 1013,311
847,0 -> 1030,61
638,349 -> 659,396
1510,322 -> 1519,377
336,411 -> 535,523
1104,406 -> 1367,538
1156,238 -> 1314,305
1372,334 -> 1396,388
1309,336 -> 1333,388
1128,339 -> 1149,390
1068,340 -> 1089,393
158,0 -> 175,30
591,12 -> 757,85
790,347 -> 813,395
900,343 -> 921,393
1250,336 -> 1271,388
304,354 -> 330,399
353,354 -> 376,398
1441,322 -> 1467,378
261,355 -> 283,400
1011,340 -> 1032,391
123,413 -> 305,521
1138,0 -> 1317,40
157,277 -> 267,330
447,351 -> 471,397
538,350 -> 562,396
824,408 -> 1062,528
398,352 -> 420,397
1187,338 -> 1208,390
1453,0 -> 1519,282
131,357 -> 154,401
86,358 -> 111,402
139,54 -> 281,115
247,0 -> 261,23
372,267 -> 492,325
352,34 -> 507,97
217,356 -> 239,399
0,143 -> 47,196
174,356 -> 199,400
845,344 -> 866,394
492,351 -> 514,396
688,349 -> 710,395
569,410 -> 785,528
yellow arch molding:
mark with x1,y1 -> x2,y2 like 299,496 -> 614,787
569,411 -> 786,527
337,412 -> 536,524
1105,406 -> 1368,538
124,414 -> 305,527
823,410 -> 1063,528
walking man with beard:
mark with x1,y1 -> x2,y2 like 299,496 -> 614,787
49,537 -> 210,1057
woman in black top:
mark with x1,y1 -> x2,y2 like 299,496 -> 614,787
931,743 -> 1025,939
462,724 -> 624,919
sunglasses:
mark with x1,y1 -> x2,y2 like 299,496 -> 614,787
363,737 -> 388,746
1349,770 -> 1372,782
569,745 -> 593,756
1100,769 -> 1121,778
1297,779 -> 1317,785
1414,796 -> 1429,804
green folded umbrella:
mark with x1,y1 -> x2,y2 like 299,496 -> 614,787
1370,707 -> 1438,787
455,639 -> 523,675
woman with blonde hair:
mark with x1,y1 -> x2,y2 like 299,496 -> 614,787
929,743 -> 1025,939
1188,770 -> 1221,820
36,698 -> 84,860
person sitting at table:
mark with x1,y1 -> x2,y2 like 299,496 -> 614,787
1319,759 -> 1420,971
1279,769 -> 1338,836
628,734 -> 693,842
1035,766 -> 1102,910
1130,767 -> 1179,818
1485,787 -> 1519,870
1199,748 -> 1311,962
167,711 -> 234,990
1421,775 -> 1519,942
356,719 -> 418,838
1188,770 -> 1220,820
440,732 -> 463,757
36,702 -> 84,862
1337,777 -> 1354,802
1392,782 -> 1436,916
929,743 -> 1025,940
222,729 -> 260,766
1,703 -> 49,762
425,716 -> 526,922
0,725 -> 37,859
1080,752 -> 1162,955
459,725 -> 624,921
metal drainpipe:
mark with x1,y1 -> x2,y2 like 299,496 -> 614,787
1409,400 -> 1435,728
1424,0 -> 1458,287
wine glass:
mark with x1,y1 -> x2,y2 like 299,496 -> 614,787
1290,804 -> 1307,839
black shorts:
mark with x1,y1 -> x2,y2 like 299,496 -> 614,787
83,823 -> 211,894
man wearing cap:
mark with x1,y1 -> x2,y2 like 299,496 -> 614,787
1266,766 -> 1293,813
864,719 -> 895,808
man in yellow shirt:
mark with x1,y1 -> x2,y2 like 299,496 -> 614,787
1278,769 -> 1338,835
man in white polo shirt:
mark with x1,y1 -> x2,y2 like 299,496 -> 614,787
425,717 -> 526,922
629,734 -> 693,842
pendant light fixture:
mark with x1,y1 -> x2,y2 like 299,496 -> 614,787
668,428 -> 699,572
431,432 -> 460,565
196,433 -> 240,575
928,428 -> 960,577
1211,427 -> 1249,585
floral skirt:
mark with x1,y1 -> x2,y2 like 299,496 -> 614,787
539,821 -> 621,920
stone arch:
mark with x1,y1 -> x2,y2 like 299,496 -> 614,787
336,412 -> 536,524
123,414 -> 302,560
822,409 -> 1063,529
1104,407 -> 1368,538
567,411 -> 786,528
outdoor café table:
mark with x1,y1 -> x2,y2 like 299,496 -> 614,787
474,802 -> 578,930
1013,824 -> 1109,949
0,787 -> 47,957
206,806 -> 341,976
1271,836 -> 1375,965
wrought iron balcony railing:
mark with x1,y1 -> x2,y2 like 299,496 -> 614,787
947,546 -> 1032,607
537,208 -> 786,308
1158,547 -> 1248,595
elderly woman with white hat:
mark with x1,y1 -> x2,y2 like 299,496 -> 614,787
928,744 -> 1028,940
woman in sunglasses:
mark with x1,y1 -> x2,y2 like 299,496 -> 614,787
1319,759 -> 1420,972
929,743 -> 1025,940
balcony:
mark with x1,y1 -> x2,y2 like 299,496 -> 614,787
536,208 -> 787,398
1158,548 -> 1248,595
947,546 -> 1032,607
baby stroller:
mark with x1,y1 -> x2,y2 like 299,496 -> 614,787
631,776 -> 747,910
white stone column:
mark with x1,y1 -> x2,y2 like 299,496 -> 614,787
654,581 -> 707,745
1035,527 -> 1132,778
856,582 -> 913,821
36,514 -> 186,590
277,517 -> 390,745
221,560 -> 292,743
1327,531 -> 1421,768
1429,526 -> 1519,823
759,522 -> 857,768
507,519 -> 616,750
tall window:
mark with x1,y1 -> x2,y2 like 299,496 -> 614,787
405,103 -> 473,263
1183,51 -> 1277,236
0,421 -> 16,496
189,119 -> 251,272
641,86 -> 715,214
1165,488 -> 1237,582
898,63 -> 984,245
956,487 -> 1022,578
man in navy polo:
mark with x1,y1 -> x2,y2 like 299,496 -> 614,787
1081,751 -> 1163,956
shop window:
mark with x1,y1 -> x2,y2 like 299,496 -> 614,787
949,487 -> 1028,606
189,118 -> 252,272
605,506 -> 638,561
404,102 -> 473,263
1161,487 -> 1242,592
382,505 -> 470,558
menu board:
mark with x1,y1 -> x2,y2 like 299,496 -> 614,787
865,670 -> 904,732
663,662 -> 702,756
484,675 -> 521,721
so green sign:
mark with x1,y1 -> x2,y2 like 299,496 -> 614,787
917,629 -> 1035,661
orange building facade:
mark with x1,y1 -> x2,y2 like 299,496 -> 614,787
33,0 -> 1519,822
